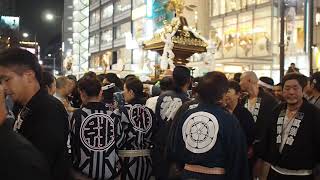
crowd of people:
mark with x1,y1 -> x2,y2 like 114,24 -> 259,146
0,48 -> 320,180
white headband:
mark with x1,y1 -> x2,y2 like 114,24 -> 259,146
258,80 -> 273,89
102,83 -> 115,91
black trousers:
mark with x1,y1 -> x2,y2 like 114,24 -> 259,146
267,168 -> 313,180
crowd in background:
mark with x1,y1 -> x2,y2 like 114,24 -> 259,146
0,48 -> 320,180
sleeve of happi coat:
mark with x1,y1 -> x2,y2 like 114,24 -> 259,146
225,115 -> 250,180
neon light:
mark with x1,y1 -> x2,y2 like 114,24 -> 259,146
146,0 -> 153,18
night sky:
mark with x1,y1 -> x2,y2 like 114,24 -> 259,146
16,0 -> 63,57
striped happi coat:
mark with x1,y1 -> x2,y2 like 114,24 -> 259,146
118,103 -> 157,180
70,102 -> 124,179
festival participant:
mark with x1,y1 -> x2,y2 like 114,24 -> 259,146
261,73 -> 320,180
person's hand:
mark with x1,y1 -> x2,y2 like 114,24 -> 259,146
0,85 -> 7,125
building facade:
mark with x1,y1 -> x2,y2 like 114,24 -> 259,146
208,0 -> 311,82
0,0 -> 16,16
313,0 -> 320,71
64,0 -> 208,78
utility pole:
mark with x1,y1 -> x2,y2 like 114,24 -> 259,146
309,0 -> 314,75
280,0 -> 286,81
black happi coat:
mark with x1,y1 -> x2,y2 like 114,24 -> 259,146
13,90 -> 71,180
233,104 -> 255,146
0,125 -> 52,180
118,103 -> 157,180
261,100 -> 320,170
153,90 -> 190,179
168,101 -> 249,180
70,102 -> 124,179
240,88 -> 278,156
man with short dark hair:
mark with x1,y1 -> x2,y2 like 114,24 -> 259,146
70,76 -> 124,179
0,48 -> 71,179
153,66 -> 191,179
261,73 -> 320,180
168,72 -> 249,180
273,83 -> 285,102
0,84 -> 52,180
55,76 -> 76,113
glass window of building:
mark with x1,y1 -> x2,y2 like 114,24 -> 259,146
114,0 -> 131,15
210,0 -> 220,16
133,18 -> 146,41
89,54 -> 101,68
256,0 -> 270,4
226,0 -> 240,13
238,11 -> 253,57
90,0 -> 99,5
90,36 -> 95,47
247,0 -> 255,6
223,15 -> 237,58
133,0 -> 144,9
102,4 -> 113,19
90,9 -> 100,25
118,48 -> 132,64
210,19 -> 223,58
253,7 -> 272,56
101,29 -> 112,44
115,22 -> 131,40
89,33 -> 100,47
241,0 -> 246,9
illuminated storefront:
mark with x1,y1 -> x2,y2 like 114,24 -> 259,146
209,0 -> 310,82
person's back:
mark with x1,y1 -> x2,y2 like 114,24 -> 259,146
0,125 -> 52,180
70,76 -> 123,179
118,77 -> 156,180
168,72 -> 249,180
71,102 -> 123,179
153,66 -> 191,179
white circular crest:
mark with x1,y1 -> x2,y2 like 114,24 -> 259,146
129,104 -> 153,133
80,113 -> 115,151
182,111 -> 219,154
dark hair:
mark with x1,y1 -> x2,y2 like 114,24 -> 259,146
259,76 -> 274,86
83,71 -> 97,79
160,77 -> 174,91
78,76 -> 102,97
124,74 -> 136,82
228,80 -> 241,93
233,73 -> 242,83
106,73 -> 123,90
275,83 -> 282,87
56,76 -> 70,89
97,74 -> 108,84
41,71 -> 55,89
173,66 -> 191,92
282,73 -> 308,89
197,71 -> 228,104
0,48 -> 42,83
125,77 -> 145,104
102,83 -> 115,104
67,75 -> 77,82
310,72 -> 320,91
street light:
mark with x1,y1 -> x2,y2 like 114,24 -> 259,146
22,33 -> 29,38
45,13 -> 54,21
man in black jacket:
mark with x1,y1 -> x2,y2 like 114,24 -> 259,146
0,48 -> 71,179
0,84 -> 52,180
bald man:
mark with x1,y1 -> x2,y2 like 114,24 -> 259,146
240,71 -> 278,179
